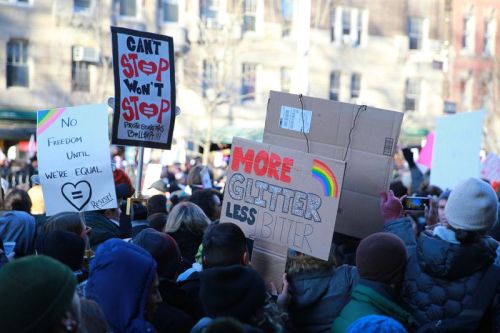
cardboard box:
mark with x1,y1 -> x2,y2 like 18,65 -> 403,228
220,137 -> 345,260
263,91 -> 403,238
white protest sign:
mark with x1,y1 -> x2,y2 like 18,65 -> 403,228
431,110 -> 484,190
37,104 -> 117,215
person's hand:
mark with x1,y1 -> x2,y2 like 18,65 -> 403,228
270,273 -> 291,310
380,190 -> 403,222
424,195 -> 438,227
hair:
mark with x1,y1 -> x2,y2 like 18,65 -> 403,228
4,188 -> 32,213
454,228 -> 484,245
187,165 -> 213,187
202,223 -> 247,268
132,203 -> 148,221
164,201 -> 210,234
187,189 -> 222,221
147,194 -> 167,215
80,299 -> 109,333
439,189 -> 452,201
390,180 -> 408,198
287,247 -> 337,276
43,212 -> 84,236
205,317 -> 246,333
148,212 -> 168,232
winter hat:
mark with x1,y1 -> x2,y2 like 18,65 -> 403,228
445,178 -> 498,231
347,315 -> 407,333
132,228 -> 181,280
199,265 -> 266,321
28,184 -> 45,215
148,194 -> 168,215
356,232 -> 407,285
39,230 -> 85,271
0,255 -> 77,333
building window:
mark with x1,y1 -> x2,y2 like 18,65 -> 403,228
202,59 -> 214,98
462,10 -> 475,53
200,0 -> 219,27
6,39 -> 29,88
329,71 -> 340,101
72,61 -> 90,92
408,17 -> 423,50
281,67 -> 291,93
483,17 -> 496,56
243,0 -> 257,33
404,79 -> 421,112
460,77 -> 473,111
281,0 -> 292,37
119,0 -> 137,17
241,63 -> 256,102
74,0 -> 91,12
163,0 -> 179,23
350,73 -> 361,99
331,7 -> 365,46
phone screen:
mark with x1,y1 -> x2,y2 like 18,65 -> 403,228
402,197 -> 429,211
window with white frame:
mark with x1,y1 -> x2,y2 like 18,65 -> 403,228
241,63 -> 256,102
329,71 -> 340,101
404,79 -> 421,112
281,67 -> 291,93
202,59 -> 214,98
74,0 -> 91,13
119,0 -> 137,17
200,0 -> 219,27
331,7 -> 366,46
483,16 -> 496,56
462,9 -> 475,53
72,61 -> 90,92
163,0 -> 179,23
243,0 -> 257,33
408,17 -> 423,50
7,39 -> 29,88
350,73 -> 361,99
281,0 -> 292,37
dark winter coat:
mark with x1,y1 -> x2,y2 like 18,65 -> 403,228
168,226 -> 203,264
288,265 -> 358,333
84,211 -> 122,249
385,218 -> 500,331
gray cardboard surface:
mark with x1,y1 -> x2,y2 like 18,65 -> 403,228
263,91 -> 403,238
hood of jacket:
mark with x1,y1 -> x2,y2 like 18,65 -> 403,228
86,239 -> 157,333
0,211 -> 35,256
417,231 -> 497,280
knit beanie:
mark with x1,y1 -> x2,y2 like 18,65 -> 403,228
445,178 -> 498,231
28,184 -> 45,215
356,232 -> 407,284
347,315 -> 407,333
39,230 -> 85,271
132,228 -> 181,280
199,265 -> 266,321
0,255 -> 77,333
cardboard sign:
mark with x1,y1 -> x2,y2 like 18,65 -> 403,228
480,153 -> 500,182
251,239 -> 287,293
37,104 -> 117,215
111,27 -> 176,149
220,137 -> 346,260
431,110 -> 484,190
263,91 -> 403,238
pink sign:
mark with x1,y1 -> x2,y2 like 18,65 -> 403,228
417,132 -> 434,169
480,153 -> 500,182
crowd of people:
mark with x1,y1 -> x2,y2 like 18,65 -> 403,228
0,151 -> 500,333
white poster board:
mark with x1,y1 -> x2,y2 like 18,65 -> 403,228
431,110 -> 484,190
37,104 -> 118,215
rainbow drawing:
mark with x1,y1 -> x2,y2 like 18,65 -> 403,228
311,159 -> 339,198
37,108 -> 66,135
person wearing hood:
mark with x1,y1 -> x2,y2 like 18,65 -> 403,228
86,238 -> 162,333
332,233 -> 413,333
133,228 -> 194,333
382,178 -> 500,332
286,248 -> 358,333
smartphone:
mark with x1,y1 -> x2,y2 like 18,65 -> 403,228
402,197 -> 429,211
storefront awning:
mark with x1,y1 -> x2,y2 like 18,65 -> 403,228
0,109 -> 37,140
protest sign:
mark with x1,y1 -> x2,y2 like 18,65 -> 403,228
431,110 -> 484,190
37,104 -> 117,216
417,132 -> 434,169
111,27 -> 176,149
220,137 -> 346,260
263,91 -> 403,238
480,153 -> 500,182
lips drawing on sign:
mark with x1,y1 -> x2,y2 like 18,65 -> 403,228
61,181 -> 92,211
138,60 -> 156,76
139,102 -> 159,119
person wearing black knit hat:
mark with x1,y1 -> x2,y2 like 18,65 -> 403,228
38,230 -> 85,272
